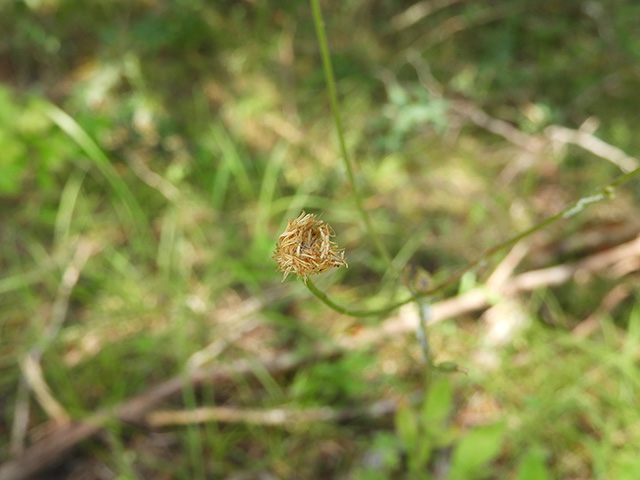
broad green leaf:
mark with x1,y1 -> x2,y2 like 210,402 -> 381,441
449,423 -> 505,480
610,451 -> 640,480
516,448 -> 550,480
395,404 -> 418,450
421,378 -> 452,427
409,436 -> 433,476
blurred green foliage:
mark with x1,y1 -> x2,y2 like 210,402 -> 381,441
1,0 -> 640,479
0,87 -> 71,193
290,352 -> 373,406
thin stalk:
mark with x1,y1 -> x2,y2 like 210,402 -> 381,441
306,166 -> 640,317
308,0 -> 639,370
309,0 -> 396,274
305,279 -> 370,317
310,0 -> 432,360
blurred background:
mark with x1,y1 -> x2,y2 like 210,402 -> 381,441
2,0 -> 640,479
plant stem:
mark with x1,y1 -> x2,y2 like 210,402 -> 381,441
308,0 -> 640,370
306,165 -> 640,317
309,0 -> 396,274
310,0 -> 432,360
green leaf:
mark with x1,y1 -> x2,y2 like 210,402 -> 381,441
421,378 -> 452,428
623,305 -> 640,357
409,437 -> 433,476
516,448 -> 550,480
449,423 -> 505,480
435,361 -> 469,375
371,432 -> 402,471
611,453 -> 640,480
0,130 -> 27,193
395,404 -> 419,450
458,271 -> 477,295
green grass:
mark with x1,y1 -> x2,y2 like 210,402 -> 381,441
1,1 -> 640,479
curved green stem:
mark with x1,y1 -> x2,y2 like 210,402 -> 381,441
305,279 -> 390,318
308,0 -> 640,364
306,165 -> 640,317
310,0 -> 434,360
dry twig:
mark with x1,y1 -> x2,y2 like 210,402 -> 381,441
451,99 -> 640,174
0,349 -> 340,480
11,239 -> 99,455
390,0 -> 464,31
147,398 -> 397,428
546,124 -> 639,173
572,284 -> 632,339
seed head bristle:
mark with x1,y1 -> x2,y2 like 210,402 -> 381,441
272,212 -> 348,281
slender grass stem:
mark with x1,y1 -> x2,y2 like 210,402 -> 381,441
310,0 -> 431,359
308,0 -> 639,372
306,166 -> 640,318
305,279 -> 369,317
309,0 -> 396,274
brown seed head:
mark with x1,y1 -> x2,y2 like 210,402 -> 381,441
272,212 -> 348,282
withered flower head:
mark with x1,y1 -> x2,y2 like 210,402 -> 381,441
272,211 -> 347,282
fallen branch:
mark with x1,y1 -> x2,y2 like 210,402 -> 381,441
572,284 -> 631,339
11,239 -> 99,456
390,0 -> 464,31
546,124 -> 639,173
450,99 -> 640,173
0,348 -> 340,480
147,397 -> 397,428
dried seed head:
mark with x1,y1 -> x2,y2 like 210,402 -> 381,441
272,212 -> 348,282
